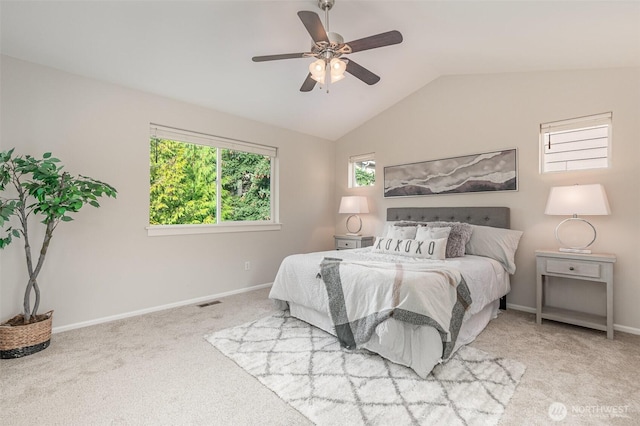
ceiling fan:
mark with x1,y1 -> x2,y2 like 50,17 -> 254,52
252,0 -> 403,92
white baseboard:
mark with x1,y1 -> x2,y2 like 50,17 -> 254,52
53,287 -> 640,337
612,324 -> 640,336
506,303 -> 640,336
52,282 -> 273,334
506,303 -> 536,314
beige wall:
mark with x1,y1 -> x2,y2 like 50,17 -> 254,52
0,56 -> 336,328
335,68 -> 640,332
3,57 -> 638,333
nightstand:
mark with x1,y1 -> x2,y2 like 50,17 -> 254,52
334,235 -> 374,250
536,249 -> 616,339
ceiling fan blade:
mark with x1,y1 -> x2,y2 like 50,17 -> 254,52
300,73 -> 317,92
252,53 -> 308,62
297,11 -> 329,43
345,30 -> 403,53
345,59 -> 380,85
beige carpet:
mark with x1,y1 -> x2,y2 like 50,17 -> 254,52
1,287 -> 639,425
207,311 -> 526,425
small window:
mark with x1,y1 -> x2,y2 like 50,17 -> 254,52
349,153 -> 375,188
149,124 -> 277,231
540,112 -> 612,173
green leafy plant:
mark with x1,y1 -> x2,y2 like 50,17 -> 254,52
149,137 -> 271,225
0,149 -> 117,323
355,166 -> 375,187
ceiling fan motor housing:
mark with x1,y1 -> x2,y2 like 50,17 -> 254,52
328,32 -> 343,44
310,32 -> 348,60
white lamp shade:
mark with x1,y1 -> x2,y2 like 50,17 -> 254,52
544,184 -> 611,216
339,196 -> 369,214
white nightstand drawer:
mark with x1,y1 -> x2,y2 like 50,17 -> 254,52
334,235 -> 374,250
546,259 -> 600,279
336,239 -> 357,249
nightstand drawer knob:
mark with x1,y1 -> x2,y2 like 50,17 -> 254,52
569,267 -> 575,271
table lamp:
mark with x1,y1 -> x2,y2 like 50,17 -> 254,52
338,196 -> 369,235
544,184 -> 610,253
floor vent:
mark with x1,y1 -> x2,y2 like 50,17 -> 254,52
198,300 -> 221,308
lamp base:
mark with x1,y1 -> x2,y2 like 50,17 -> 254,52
345,214 -> 363,235
554,217 -> 596,255
559,247 -> 592,254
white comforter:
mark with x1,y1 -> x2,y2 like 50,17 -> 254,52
269,247 -> 509,377
319,257 -> 469,355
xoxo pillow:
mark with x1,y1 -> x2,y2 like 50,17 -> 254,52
372,237 -> 447,260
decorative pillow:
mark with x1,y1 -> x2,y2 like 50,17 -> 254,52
372,237 -> 447,260
385,224 -> 418,240
382,221 -> 422,237
415,226 -> 451,241
465,225 -> 523,274
425,221 -> 473,258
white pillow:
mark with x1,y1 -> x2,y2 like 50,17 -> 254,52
385,225 -> 418,240
415,226 -> 451,241
381,221 -> 398,237
465,225 -> 523,274
372,237 -> 447,260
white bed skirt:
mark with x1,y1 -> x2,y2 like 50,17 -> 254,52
288,299 -> 500,378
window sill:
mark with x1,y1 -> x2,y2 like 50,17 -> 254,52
146,222 -> 282,237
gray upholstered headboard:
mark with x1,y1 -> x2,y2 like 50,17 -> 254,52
386,207 -> 510,229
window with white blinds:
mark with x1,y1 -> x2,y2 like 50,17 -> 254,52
540,112 -> 612,173
151,124 -> 277,157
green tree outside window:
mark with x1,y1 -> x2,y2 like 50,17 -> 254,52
149,138 -> 271,225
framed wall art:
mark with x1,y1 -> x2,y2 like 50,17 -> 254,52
384,149 -> 517,197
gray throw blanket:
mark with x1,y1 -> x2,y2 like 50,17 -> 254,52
320,257 -> 471,359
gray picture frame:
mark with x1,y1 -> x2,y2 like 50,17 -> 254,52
384,149 -> 518,198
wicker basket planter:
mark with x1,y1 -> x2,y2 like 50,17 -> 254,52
0,310 -> 53,359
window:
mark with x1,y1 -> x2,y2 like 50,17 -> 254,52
349,153 -> 376,188
540,112 -> 612,173
148,124 -> 278,235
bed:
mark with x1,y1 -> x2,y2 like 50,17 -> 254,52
269,207 -> 522,378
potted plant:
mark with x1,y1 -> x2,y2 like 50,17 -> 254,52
0,149 -> 117,358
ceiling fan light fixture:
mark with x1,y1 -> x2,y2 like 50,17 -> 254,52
330,73 -> 345,83
310,59 -> 325,73
311,73 -> 326,84
330,58 -> 346,74
309,59 -> 326,83
329,58 -> 346,83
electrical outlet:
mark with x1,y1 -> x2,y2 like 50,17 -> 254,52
244,261 -> 250,271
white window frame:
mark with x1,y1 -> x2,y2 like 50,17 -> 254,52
348,152 -> 376,188
540,112 -> 612,174
147,124 -> 280,236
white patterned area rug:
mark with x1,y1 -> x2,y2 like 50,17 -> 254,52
205,311 -> 525,426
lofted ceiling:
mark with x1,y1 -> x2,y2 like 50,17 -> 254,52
1,1 -> 639,141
